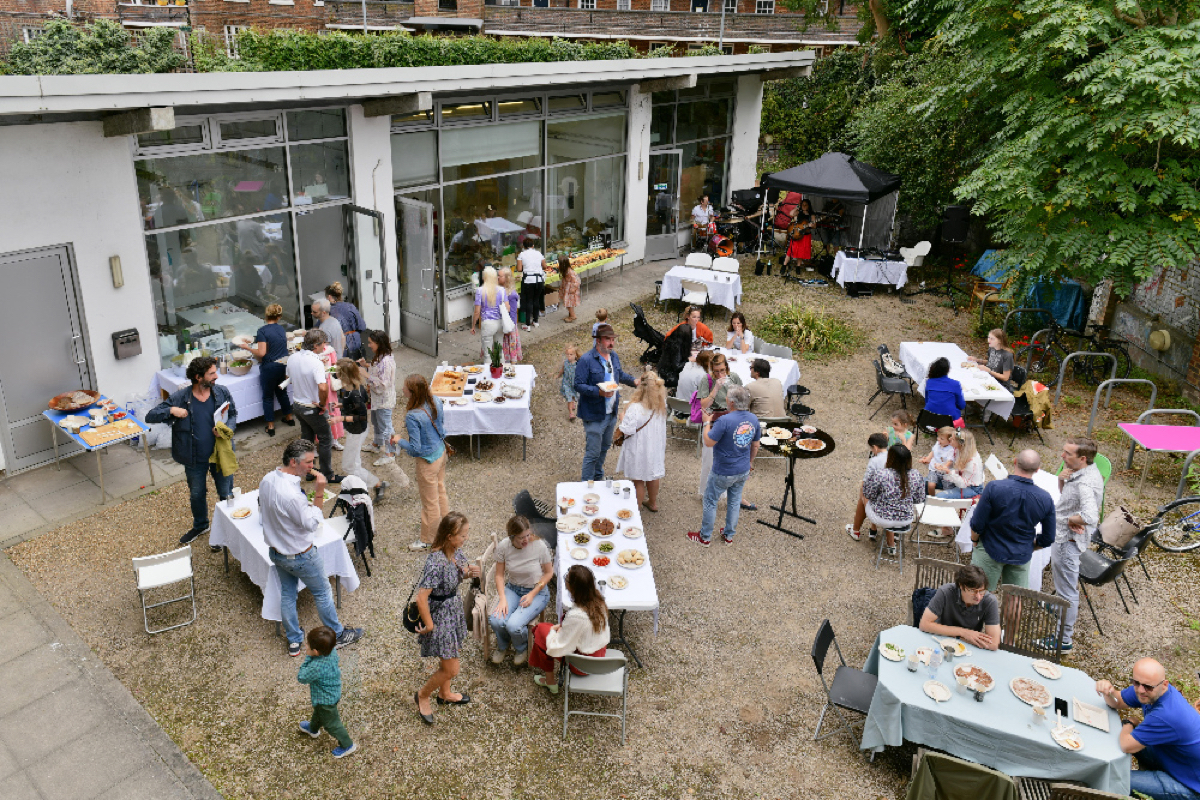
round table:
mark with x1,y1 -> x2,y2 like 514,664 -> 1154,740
757,428 -> 836,540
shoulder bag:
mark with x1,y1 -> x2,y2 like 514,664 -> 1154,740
403,558 -> 458,634
425,403 -> 455,458
499,289 -> 516,334
689,375 -> 713,424
613,409 -> 653,447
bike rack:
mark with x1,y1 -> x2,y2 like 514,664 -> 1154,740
1124,408 -> 1200,469
1003,308 -> 1054,340
1086,379 -> 1157,437
1021,328 -> 1055,374
1178,449 -> 1200,500
1054,351 -> 1117,405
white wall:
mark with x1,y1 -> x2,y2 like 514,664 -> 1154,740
347,105 -> 401,344
0,122 -> 161,413
729,74 -> 765,193
622,88 -> 653,265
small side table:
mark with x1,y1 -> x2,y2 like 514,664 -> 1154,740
42,399 -> 156,503
757,428 -> 837,540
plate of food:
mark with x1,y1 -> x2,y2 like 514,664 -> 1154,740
937,639 -> 968,658
476,379 -> 494,391
1032,660 -> 1062,680
597,541 -> 615,554
766,426 -> 792,440
879,642 -> 905,662
560,496 -> 577,508
984,383 -> 1001,391
591,518 -> 615,537
231,508 -> 253,520
765,356 -> 779,363
597,380 -> 619,393
796,438 -> 826,452
58,414 -> 90,433
1051,726 -> 1084,751
582,493 -> 600,505
916,647 -> 935,665
449,398 -> 469,407
623,526 -> 643,539
953,663 -> 995,691
570,547 -> 588,560
616,549 -> 646,569
466,366 -> 483,374
760,436 -> 778,447
556,514 -> 586,533
583,504 -> 600,516
473,391 -> 493,403
500,384 -> 525,399
49,389 -> 100,412
593,555 -> 610,567
572,532 -> 592,546
1011,677 -> 1052,707
492,396 -> 507,404
923,680 -> 951,703
607,575 -> 628,590
616,509 -> 633,520
800,425 -> 817,434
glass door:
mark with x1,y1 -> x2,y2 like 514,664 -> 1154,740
396,196 -> 439,356
645,150 -> 682,262
343,205 -> 389,339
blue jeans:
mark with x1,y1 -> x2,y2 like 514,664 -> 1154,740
268,546 -> 343,646
183,461 -> 233,531
701,469 -> 751,542
488,584 -> 550,653
581,413 -> 618,481
258,360 -> 292,423
371,409 -> 396,456
1129,745 -> 1200,800
936,484 -> 983,500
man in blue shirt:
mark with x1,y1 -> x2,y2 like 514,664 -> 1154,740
688,385 -> 760,546
573,324 -> 639,481
1096,657 -> 1200,800
968,449 -> 1056,590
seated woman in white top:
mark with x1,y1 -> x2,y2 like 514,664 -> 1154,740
529,565 -> 610,694
675,350 -> 714,402
726,312 -> 754,354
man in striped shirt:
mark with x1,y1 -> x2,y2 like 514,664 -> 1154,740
1040,436 -> 1104,653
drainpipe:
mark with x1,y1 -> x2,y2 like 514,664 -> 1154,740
718,0 -> 726,51
66,0 -> 74,19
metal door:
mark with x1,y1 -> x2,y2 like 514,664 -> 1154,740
645,150 -> 682,262
343,205 -> 389,339
396,196 -> 439,356
0,246 -> 91,472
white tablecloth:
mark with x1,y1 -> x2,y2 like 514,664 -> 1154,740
209,489 -> 360,621
555,480 -> 659,632
437,364 -> 537,438
899,341 -> 1016,420
154,362 -> 292,423
832,252 -> 908,290
955,469 -> 1061,591
661,265 -> 742,311
710,348 -> 800,399
175,300 -> 268,342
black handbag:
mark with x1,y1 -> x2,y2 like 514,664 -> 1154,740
402,581 -> 423,634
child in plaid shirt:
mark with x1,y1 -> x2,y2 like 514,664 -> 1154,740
297,626 -> 357,758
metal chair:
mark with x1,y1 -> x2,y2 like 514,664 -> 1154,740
913,408 -> 955,446
874,519 -> 912,572
997,583 -> 1069,662
677,279 -> 710,321
909,497 -> 973,560
878,343 -> 915,389
785,385 -> 812,423
908,748 -> 1016,800
1092,513 -> 1157,584
132,545 -> 196,635
513,490 -> 559,552
711,256 -> 739,273
1077,549 -> 1138,636
685,252 -> 712,269
666,396 -> 703,453
910,557 -> 961,624
1007,365 -> 1047,446
811,620 -> 878,747
563,652 -> 629,745
757,341 -> 794,360
478,531 -> 551,664
985,453 -> 1009,481
868,360 -> 913,420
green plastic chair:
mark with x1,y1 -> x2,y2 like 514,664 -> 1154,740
1055,452 -> 1111,521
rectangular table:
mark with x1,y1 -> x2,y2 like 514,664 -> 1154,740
899,341 -> 1016,421
711,347 -> 801,400
42,397 -> 156,503
832,252 -> 909,290
862,624 -> 1130,794
555,480 -> 659,667
154,361 -> 293,424
209,488 -> 360,623
661,265 -> 742,312
954,469 -> 1061,591
435,364 -> 536,459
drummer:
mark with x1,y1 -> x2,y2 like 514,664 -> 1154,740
691,195 -> 715,250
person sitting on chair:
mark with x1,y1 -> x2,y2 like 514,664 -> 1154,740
745,358 -> 785,418
918,564 -> 1000,650
782,198 -> 814,276
666,306 -> 713,355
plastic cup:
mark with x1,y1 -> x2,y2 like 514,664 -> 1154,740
906,654 -> 918,673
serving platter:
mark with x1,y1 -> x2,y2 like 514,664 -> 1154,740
616,549 -> 646,569
953,663 -> 995,692
556,514 -> 586,533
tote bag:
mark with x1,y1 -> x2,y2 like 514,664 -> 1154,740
499,289 -> 516,334
689,376 -> 713,424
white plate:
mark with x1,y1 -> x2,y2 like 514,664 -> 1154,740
1032,660 -> 1062,680
879,643 -> 905,662
616,549 -> 646,569
473,392 -> 493,402
923,680 -> 951,703
449,398 -> 468,407
1051,727 -> 1084,751
623,526 -> 643,539
582,504 -> 600,516
590,518 -> 615,536
1010,676 -> 1052,707
800,425 -> 817,434
953,663 -> 995,692
760,436 -> 778,447
231,508 -> 253,519
606,575 -> 628,590
582,493 -> 600,504
915,646 -> 934,665
937,639 -> 968,658
766,426 -> 792,439
570,547 -> 588,560
556,514 -> 586,533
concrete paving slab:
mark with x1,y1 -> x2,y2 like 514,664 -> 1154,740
0,644 -> 81,717
93,461 -> 160,500
0,574 -> 22,619
0,610 -> 49,667
27,725 -> 156,800
0,482 -> 24,511
0,740 -> 17,781
0,770 -> 40,800
31,486 -> 115,523
5,461 -> 90,502
0,501 -> 47,544
0,679 -> 108,766
96,763 -> 191,800
68,443 -> 147,478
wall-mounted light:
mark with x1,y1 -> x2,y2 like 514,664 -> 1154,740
109,255 -> 124,289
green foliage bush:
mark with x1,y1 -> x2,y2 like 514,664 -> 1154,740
5,19 -> 185,75
756,302 -> 863,359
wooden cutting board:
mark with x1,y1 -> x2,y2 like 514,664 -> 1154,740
431,371 -> 466,398
79,418 -> 142,447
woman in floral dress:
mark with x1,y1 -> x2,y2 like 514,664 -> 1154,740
558,255 -> 580,323
413,512 -> 480,725
497,267 -> 522,362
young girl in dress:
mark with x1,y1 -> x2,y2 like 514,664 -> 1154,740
497,266 -> 522,363
920,426 -> 956,495
317,331 -> 345,450
887,410 -> 914,450
557,344 -> 581,421
558,255 -> 580,323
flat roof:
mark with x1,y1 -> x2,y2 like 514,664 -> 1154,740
0,51 -> 813,118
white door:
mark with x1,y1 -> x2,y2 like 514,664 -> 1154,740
396,196 -> 438,357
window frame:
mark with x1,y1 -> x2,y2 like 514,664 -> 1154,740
754,0 -> 774,13
211,111 -> 286,149
21,27 -> 45,43
223,24 -> 249,57
650,0 -> 670,10
579,0 -> 596,7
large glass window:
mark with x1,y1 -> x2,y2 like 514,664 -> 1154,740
146,213 -> 300,368
442,173 -> 542,293
392,130 -> 439,189
136,147 -> 290,230
548,112 -> 625,164
680,138 -> 727,215
290,141 -> 350,205
650,104 -> 674,147
676,97 -> 731,142
546,156 -> 625,254
287,109 -> 347,141
441,120 -> 542,182
137,124 -> 206,150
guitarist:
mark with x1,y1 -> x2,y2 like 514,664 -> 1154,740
783,198 -> 814,276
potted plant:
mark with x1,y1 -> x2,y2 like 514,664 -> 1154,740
488,342 -> 504,378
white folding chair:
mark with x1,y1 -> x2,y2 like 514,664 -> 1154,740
985,453 -> 1008,481
678,279 -> 710,320
132,545 -> 196,634
666,396 -> 702,453
757,341 -> 794,360
898,240 -> 932,268
711,257 -> 739,274
909,496 -> 975,560
563,652 -> 629,745
685,252 -> 712,269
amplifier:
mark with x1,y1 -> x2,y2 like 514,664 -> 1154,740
845,282 -> 873,298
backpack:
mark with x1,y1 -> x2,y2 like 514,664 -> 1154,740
912,587 -> 937,626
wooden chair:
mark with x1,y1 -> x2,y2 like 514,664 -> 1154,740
966,273 -> 1014,315
997,583 -> 1068,662
1014,778 -> 1089,800
477,531 -> 551,664
910,557 -> 960,624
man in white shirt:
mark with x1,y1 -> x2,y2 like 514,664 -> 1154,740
261,439 -> 363,657
311,298 -> 345,357
517,239 -> 547,329
692,195 -> 714,227
286,329 -> 343,483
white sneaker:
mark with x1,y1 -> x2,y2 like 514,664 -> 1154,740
362,443 -> 380,454
373,456 -> 395,466
534,322 -> 540,328
522,325 -> 531,332
490,648 -> 507,665
409,541 -> 430,551
513,649 -> 529,667
331,440 -> 344,451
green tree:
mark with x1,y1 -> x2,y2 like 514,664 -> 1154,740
6,19 -> 185,75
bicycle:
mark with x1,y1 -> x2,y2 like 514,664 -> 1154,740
1013,321 -> 1132,386
1148,495 -> 1200,553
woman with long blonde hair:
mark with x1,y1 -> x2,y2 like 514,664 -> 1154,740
497,266 -> 522,362
391,374 -> 450,551
330,358 -> 386,501
616,371 -> 669,511
932,428 -> 985,501
470,266 -> 508,360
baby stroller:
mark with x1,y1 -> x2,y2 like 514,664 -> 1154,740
630,302 -> 665,366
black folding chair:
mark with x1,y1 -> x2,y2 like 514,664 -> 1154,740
811,620 -> 877,751
513,490 -> 558,552
1078,549 -> 1138,636
868,360 -> 912,420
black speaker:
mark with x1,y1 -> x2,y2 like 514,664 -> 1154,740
732,188 -> 764,211
942,205 -> 970,243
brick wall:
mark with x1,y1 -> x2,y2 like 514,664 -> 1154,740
191,0 -> 326,35
1107,258 -> 1200,400
0,0 -> 117,54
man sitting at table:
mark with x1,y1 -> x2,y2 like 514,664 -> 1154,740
967,449 -> 1056,591
746,359 -> 786,418
1096,657 -> 1200,800
666,307 -> 714,356
261,439 -> 364,658
918,565 -> 1000,650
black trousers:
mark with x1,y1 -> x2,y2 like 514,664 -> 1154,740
295,405 -> 333,479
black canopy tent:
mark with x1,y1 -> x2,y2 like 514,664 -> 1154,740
762,152 -> 901,251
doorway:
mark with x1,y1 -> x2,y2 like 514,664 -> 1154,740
0,246 -> 91,473
645,150 -> 681,262
296,204 -> 353,328
396,196 -> 439,356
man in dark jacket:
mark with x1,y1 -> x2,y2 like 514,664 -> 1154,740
967,449 -> 1056,591
573,323 -> 639,481
147,356 -> 238,544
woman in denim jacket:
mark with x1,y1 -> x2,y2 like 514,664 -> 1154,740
392,374 -> 449,552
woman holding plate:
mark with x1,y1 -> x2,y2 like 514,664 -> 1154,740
529,564 -> 609,694
616,372 -> 668,512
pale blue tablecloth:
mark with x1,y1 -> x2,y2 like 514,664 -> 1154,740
861,625 -> 1130,795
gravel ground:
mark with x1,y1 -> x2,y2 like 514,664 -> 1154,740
8,256 -> 1200,799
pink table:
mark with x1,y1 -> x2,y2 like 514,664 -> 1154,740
1118,422 -> 1200,495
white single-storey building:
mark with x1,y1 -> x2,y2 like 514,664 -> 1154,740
0,51 -> 811,473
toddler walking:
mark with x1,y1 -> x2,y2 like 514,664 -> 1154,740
297,626 -> 357,758
591,308 -> 609,338
557,344 -> 581,421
